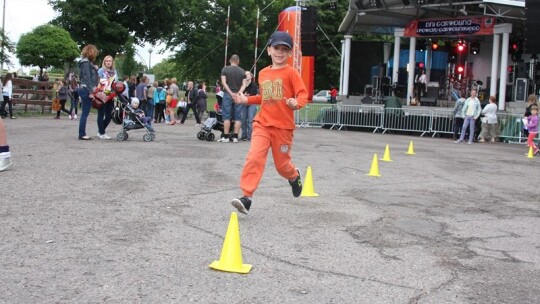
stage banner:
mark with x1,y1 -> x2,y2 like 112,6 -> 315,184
404,16 -> 496,37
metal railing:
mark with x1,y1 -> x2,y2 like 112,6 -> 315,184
336,105 -> 385,133
295,103 -> 338,128
295,104 -> 540,143
429,109 -> 455,137
382,107 -> 432,136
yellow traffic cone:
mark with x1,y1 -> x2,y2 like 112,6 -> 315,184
406,141 -> 416,155
527,146 -> 534,159
209,212 -> 252,274
300,166 -> 319,197
380,144 -> 393,162
367,154 -> 381,177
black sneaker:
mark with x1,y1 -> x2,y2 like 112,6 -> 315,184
231,197 -> 252,215
289,168 -> 302,197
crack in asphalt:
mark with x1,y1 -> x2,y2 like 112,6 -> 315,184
181,218 -> 418,292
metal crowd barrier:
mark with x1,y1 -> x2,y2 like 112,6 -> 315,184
429,109 -> 455,137
295,103 -> 338,128
497,112 -> 527,143
295,104 -> 539,144
382,107 -> 432,137
335,105 -> 385,133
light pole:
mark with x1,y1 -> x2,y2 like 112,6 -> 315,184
148,48 -> 153,71
1,0 -> 6,75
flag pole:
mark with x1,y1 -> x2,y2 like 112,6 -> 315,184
253,7 -> 260,76
224,5 -> 231,67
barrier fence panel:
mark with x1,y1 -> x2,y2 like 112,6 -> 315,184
296,103 -> 338,128
382,107 -> 432,136
337,105 -> 384,132
497,112 -> 528,143
430,109 -> 455,137
296,103 -> 539,144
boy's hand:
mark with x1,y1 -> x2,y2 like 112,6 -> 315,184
286,98 -> 298,110
234,92 -> 248,104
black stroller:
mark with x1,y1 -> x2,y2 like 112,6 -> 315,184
112,92 -> 156,142
197,110 -> 225,141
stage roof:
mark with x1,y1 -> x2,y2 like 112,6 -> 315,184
339,0 -> 526,35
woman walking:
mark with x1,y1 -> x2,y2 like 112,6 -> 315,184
55,79 -> 71,119
0,73 -> 15,119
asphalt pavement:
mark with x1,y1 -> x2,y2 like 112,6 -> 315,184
0,114 -> 539,304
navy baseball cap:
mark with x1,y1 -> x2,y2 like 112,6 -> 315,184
269,31 -> 293,49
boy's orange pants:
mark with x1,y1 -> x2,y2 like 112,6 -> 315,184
240,121 -> 298,197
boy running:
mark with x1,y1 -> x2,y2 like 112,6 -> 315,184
231,31 -> 308,215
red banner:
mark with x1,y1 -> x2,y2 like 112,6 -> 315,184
404,16 -> 496,37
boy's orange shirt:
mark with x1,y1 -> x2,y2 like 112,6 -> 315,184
247,65 -> 308,130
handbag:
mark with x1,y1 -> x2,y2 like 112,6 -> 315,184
165,95 -> 172,105
51,98 -> 61,111
92,91 -> 108,109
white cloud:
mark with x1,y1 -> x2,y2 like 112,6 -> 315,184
2,0 -> 172,72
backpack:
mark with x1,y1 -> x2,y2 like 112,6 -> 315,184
157,88 -> 166,104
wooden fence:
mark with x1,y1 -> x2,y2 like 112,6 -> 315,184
11,78 -> 54,114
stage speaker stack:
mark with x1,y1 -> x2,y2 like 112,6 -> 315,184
420,99 -> 437,107
362,96 -> 373,104
525,0 -> 540,54
301,7 -> 317,56
426,82 -> 439,99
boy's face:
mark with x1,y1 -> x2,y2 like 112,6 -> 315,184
268,45 -> 292,67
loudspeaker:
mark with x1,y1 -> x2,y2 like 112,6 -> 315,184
426,86 -> 439,99
364,85 -> 373,96
420,98 -> 437,107
362,96 -> 373,104
301,7 -> 317,56
514,78 -> 528,102
525,1 -> 540,54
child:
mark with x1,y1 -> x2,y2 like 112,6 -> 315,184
55,80 -> 71,119
525,105 -> 539,155
231,31 -> 308,215
131,98 -> 154,132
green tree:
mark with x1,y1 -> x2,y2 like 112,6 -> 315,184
113,38 -> 142,78
16,25 -> 80,76
308,0 -> 347,90
151,58 -> 179,81
0,29 -> 16,70
48,0 -> 182,57
168,0 -> 294,82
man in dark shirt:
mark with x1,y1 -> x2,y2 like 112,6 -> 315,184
219,54 -> 246,142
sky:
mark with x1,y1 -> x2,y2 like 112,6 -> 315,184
3,0 -> 171,73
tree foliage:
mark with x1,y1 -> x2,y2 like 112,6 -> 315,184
48,0 -> 182,57
47,0 -> 349,91
150,58 -> 179,82
168,0 -> 294,82
298,0 -> 349,90
15,25 -> 79,75
0,29 -> 16,69
113,38 -> 143,78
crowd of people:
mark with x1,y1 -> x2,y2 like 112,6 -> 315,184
452,88 -> 539,155
72,44 -> 234,140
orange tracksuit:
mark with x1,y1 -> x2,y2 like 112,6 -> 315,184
241,65 -> 308,197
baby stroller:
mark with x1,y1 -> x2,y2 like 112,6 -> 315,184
112,91 -> 156,142
197,102 -> 225,141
